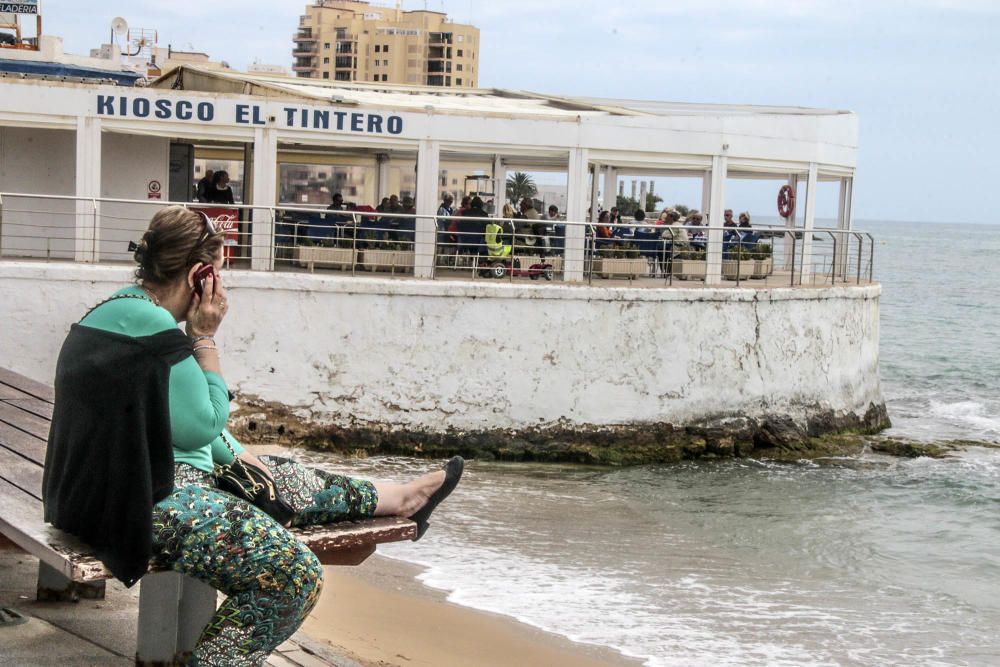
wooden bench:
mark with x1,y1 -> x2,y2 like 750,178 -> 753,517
0,366 -> 416,666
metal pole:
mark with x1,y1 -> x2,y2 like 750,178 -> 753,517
789,230 -> 796,287
856,232 -> 862,284
867,233 -> 874,283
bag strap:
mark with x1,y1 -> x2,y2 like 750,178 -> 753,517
80,292 -> 157,323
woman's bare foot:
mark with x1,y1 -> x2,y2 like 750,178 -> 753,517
373,469 -> 445,517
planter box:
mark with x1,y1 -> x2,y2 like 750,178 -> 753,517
722,257 -> 774,280
596,257 -> 648,279
670,259 -> 706,281
295,246 -> 357,272
361,249 -> 415,273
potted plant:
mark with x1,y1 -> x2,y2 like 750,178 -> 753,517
671,248 -> 707,280
596,243 -> 648,279
294,238 -> 357,272
361,240 -> 415,273
749,242 -> 773,278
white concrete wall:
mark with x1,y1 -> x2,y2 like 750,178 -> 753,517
0,127 -> 76,258
99,133 -> 171,262
0,128 -> 170,261
0,262 -> 883,433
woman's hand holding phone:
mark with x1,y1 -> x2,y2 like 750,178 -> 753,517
186,262 -> 228,339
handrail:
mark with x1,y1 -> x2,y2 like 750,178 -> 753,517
0,191 -> 877,288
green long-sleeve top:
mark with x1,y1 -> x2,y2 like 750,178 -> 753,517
79,285 -> 244,472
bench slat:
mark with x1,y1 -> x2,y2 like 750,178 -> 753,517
0,419 -> 46,466
0,367 -> 56,403
0,477 -> 106,581
0,401 -> 50,441
0,388 -> 55,420
0,445 -> 44,501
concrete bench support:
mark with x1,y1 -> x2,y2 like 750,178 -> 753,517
136,572 -> 218,666
36,560 -> 106,602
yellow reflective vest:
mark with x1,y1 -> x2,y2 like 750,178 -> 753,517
485,222 -> 512,257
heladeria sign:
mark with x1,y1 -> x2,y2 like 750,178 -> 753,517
0,1 -> 38,14
95,94 -> 405,136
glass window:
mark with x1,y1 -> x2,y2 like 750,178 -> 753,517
457,49 -> 463,57
278,164 -> 372,207
456,78 -> 462,85
375,44 -> 381,52
192,158 -> 244,202
382,74 -> 388,81
323,72 -> 330,79
383,44 -> 389,52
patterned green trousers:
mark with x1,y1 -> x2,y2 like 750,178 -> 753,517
151,456 -> 378,666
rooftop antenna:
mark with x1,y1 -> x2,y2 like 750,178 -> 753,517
110,16 -> 129,54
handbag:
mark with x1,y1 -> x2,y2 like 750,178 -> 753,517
213,432 -> 296,526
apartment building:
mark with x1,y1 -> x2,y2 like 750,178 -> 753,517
293,0 -> 479,87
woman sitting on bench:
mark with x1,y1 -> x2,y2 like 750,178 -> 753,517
43,206 -> 463,667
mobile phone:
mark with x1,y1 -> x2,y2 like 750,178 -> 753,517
193,265 -> 216,297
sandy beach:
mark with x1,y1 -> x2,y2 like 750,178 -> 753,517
302,555 -> 641,667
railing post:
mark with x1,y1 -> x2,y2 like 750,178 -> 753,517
856,232 -> 863,284
789,230 -> 797,286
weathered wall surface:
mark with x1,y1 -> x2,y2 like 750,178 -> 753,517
0,129 -> 169,260
0,263 -> 884,444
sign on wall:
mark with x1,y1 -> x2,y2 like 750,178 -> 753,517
0,1 -> 38,15
95,94 -> 405,137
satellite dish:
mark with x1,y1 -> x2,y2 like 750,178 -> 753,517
111,17 -> 129,38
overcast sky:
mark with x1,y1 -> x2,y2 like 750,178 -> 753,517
38,0 -> 1000,224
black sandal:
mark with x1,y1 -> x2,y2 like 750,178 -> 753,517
409,456 -> 464,541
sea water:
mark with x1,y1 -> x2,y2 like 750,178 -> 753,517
302,220 -> 1000,667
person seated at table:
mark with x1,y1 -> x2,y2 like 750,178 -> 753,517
685,211 -> 706,250
723,209 -> 737,228
485,214 -> 512,258
617,208 -> 642,239
738,211 -> 752,229
44,206 -> 464,666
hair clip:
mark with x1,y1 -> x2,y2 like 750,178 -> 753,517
128,240 -> 139,252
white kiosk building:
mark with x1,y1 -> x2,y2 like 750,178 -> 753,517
0,67 -> 885,457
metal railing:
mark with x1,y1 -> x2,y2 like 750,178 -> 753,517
0,192 -> 875,288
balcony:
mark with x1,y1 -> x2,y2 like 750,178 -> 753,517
427,61 -> 452,74
294,30 -> 316,42
335,42 -> 356,54
335,71 -> 352,81
427,74 -> 446,86
427,45 -> 449,60
429,32 -> 453,44
292,63 -> 317,73
293,44 -> 317,56
334,56 -> 354,69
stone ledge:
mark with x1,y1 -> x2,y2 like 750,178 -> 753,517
229,395 -> 894,465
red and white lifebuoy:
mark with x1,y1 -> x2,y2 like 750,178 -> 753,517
777,185 -> 796,219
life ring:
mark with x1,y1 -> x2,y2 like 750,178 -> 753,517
777,185 -> 796,219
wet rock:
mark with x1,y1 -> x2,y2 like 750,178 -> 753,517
870,439 -> 951,459
227,394 -> 916,465
754,416 -> 808,450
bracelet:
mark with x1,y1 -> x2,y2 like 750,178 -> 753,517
191,335 -> 215,343
193,344 -> 218,353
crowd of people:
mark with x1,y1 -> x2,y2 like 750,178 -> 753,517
293,190 -> 766,265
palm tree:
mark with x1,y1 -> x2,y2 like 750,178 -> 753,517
506,172 -> 537,204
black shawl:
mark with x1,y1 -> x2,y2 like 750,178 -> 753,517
43,324 -> 191,587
